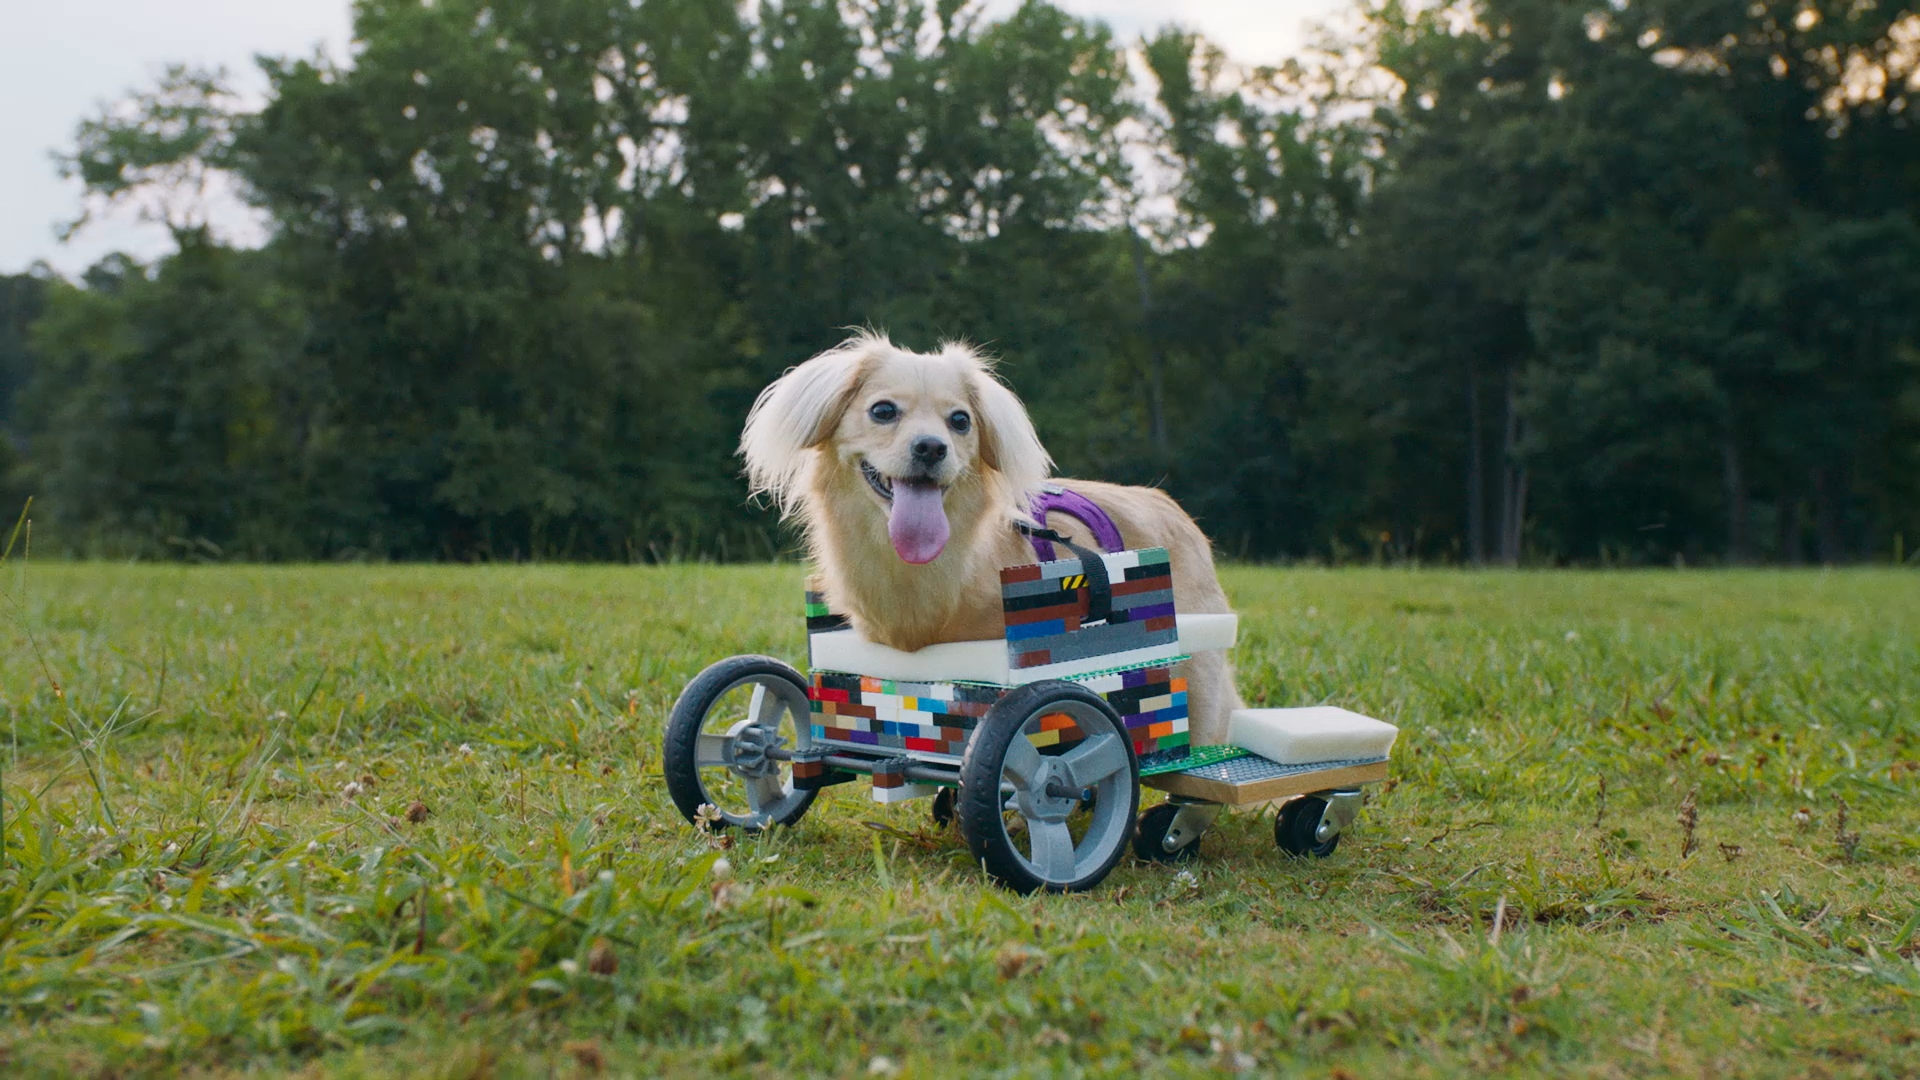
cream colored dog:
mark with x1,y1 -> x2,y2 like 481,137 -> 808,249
740,331 -> 1244,744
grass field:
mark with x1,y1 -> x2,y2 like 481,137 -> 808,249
1,561 -> 1915,1077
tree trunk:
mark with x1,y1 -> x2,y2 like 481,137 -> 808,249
1127,227 -> 1167,454
1508,468 -> 1528,563
1721,431 -> 1748,564
1497,365 -> 1522,565
1467,367 -> 1485,565
1780,497 -> 1804,565
1812,466 -> 1843,565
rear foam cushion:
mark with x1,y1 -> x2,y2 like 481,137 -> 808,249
1228,707 -> 1398,764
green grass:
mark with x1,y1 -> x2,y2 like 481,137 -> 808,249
1,562 -> 1916,1077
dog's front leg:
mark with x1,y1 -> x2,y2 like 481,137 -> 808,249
1180,648 -> 1245,747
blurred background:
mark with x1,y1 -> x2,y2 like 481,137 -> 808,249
0,0 -> 1915,566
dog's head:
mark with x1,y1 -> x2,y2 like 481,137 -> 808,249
740,331 -> 1050,565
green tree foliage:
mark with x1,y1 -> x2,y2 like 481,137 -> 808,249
15,0 -> 1920,563
24,235 -> 307,557
1111,31 -> 1367,558
0,273 -> 47,437
1287,0 -> 1920,563
0,269 -> 50,512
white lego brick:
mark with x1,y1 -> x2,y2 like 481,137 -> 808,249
871,782 -> 937,804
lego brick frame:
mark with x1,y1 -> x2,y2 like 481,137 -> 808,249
998,547 -> 1182,679
804,547 -> 1196,767
808,665 -> 1188,761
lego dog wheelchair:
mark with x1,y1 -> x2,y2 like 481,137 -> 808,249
664,546 -> 1396,894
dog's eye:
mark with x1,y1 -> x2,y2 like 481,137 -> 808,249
947,410 -> 971,434
868,401 -> 899,424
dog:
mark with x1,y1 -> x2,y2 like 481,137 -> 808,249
739,331 -> 1244,745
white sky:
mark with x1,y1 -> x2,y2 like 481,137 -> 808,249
0,0 -> 1344,276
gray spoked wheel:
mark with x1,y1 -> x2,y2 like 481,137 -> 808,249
958,681 -> 1139,894
663,655 -> 816,831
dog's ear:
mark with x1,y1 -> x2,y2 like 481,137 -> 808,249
739,339 -> 871,514
961,351 -> 1052,499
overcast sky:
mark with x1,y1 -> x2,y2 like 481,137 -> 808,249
1,0 -> 1344,276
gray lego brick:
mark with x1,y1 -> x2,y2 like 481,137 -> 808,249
1109,587 -> 1174,612
1011,621 -> 1177,662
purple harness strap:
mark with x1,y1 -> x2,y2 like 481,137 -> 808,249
1025,486 -> 1124,561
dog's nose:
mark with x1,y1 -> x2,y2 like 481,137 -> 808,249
911,436 -> 948,465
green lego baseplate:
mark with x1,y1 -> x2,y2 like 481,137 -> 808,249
1137,742 -> 1250,778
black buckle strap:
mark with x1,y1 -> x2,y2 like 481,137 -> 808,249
1015,522 -> 1112,626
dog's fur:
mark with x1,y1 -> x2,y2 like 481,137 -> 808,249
740,331 -> 1244,744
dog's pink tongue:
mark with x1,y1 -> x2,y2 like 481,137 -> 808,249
887,480 -> 949,564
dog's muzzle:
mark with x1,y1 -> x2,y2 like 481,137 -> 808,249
860,460 -> 895,501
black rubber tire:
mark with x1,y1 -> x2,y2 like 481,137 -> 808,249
957,680 -> 1139,894
930,786 -> 956,828
1132,802 -> 1201,863
663,655 -> 817,832
1275,795 -> 1340,858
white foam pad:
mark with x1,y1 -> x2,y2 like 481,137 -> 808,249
1227,707 -> 1398,765
809,633 -> 1007,684
1173,613 -> 1237,653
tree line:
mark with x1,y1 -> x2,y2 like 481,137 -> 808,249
2,0 -> 1916,564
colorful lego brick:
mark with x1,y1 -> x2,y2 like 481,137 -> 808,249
1010,616 -> 1177,665
1074,665 -> 1190,758
1022,709 -> 1088,752
863,757 -> 932,802
872,781 -> 937,804
1000,548 -> 1180,673
807,634 -> 1191,763
1137,742 -> 1244,776
804,589 -> 849,675
791,750 -> 855,790
870,757 -> 911,788
804,590 -> 851,634
998,549 -> 1150,601
998,562 -> 1044,585
808,672 -> 1001,760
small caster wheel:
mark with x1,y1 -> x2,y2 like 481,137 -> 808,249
931,786 -> 956,828
1132,802 -> 1201,863
1275,796 -> 1339,858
